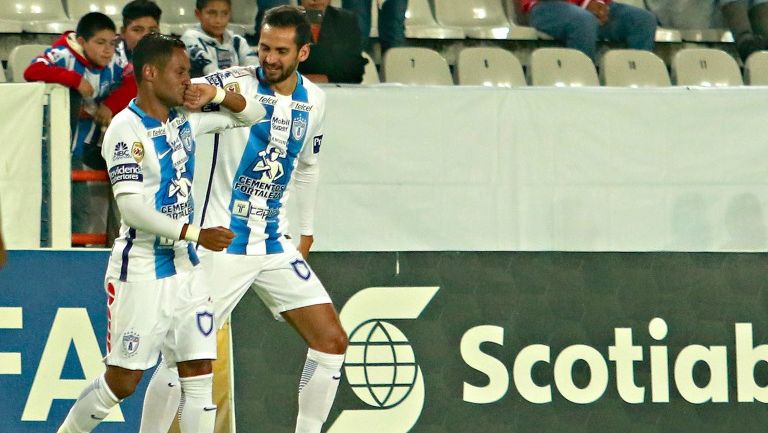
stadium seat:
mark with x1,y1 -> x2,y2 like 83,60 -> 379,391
230,0 -> 257,36
434,0 -> 537,40
361,51 -> 380,84
456,47 -> 526,86
600,49 -> 671,87
405,0 -> 465,39
672,48 -> 743,86
382,47 -> 453,85
680,29 -> 734,43
0,62 -> 6,82
66,0 -> 122,24
8,44 -> 50,83
528,48 -> 599,86
154,0 -> 198,35
612,0 -> 682,42
744,51 -> 768,85
0,0 -> 75,33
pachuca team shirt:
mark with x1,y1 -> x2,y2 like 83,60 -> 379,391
104,99 -> 259,281
196,66 -> 325,256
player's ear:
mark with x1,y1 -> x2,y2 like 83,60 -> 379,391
298,43 -> 310,62
142,63 -> 157,82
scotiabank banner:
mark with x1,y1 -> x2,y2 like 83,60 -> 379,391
232,252 -> 768,433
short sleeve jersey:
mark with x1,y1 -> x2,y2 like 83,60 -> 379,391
196,66 -> 326,256
103,99 -> 254,281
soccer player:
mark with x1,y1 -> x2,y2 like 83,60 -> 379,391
182,0 -> 258,78
139,6 -> 348,433
56,33 -> 265,433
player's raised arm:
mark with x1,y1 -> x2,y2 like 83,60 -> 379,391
183,78 -> 266,134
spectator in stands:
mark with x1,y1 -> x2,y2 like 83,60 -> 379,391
119,0 -> 162,61
718,0 -> 768,60
183,0 -> 259,77
298,0 -> 367,83
522,0 -> 657,62
645,0 -> 721,30
343,0 -> 407,54
24,12 -> 133,236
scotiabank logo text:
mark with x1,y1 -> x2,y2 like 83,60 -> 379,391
461,318 -> 768,404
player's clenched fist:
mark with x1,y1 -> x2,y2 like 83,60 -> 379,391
198,226 -> 235,251
183,83 -> 217,110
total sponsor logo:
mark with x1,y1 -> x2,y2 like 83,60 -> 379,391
272,116 -> 290,133
290,101 -> 313,112
108,164 -> 142,184
113,142 -> 130,160
257,94 -> 278,106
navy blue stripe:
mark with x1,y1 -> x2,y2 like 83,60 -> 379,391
119,228 -> 136,282
199,133 -> 220,229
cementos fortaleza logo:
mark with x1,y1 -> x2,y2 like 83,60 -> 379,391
328,286 -> 440,433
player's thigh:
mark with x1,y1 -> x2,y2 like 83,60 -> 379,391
250,246 -> 332,321
105,276 -> 176,370
164,270 -> 218,365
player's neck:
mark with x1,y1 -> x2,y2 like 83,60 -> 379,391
136,89 -> 171,122
272,72 -> 298,96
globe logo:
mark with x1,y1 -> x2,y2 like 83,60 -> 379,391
344,319 -> 419,409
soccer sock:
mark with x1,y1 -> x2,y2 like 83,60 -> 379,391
139,358 -> 181,433
57,374 -> 120,433
295,349 -> 345,433
178,373 -> 216,433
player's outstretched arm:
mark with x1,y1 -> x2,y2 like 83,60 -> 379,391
192,226 -> 236,252
184,82 -> 266,130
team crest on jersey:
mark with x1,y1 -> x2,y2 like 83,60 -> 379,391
292,117 -> 307,140
114,142 -> 131,160
179,125 -> 194,152
122,330 -> 140,357
197,312 -> 214,337
131,142 -> 144,162
225,82 -> 240,94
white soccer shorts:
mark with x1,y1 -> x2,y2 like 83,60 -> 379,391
104,271 -> 217,370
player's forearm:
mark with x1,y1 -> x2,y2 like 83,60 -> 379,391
116,193 -> 199,242
293,161 -> 320,236
223,93 -> 266,126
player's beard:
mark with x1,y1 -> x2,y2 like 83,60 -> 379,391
262,57 -> 300,85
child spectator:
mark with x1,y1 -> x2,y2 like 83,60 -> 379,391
182,0 -> 258,77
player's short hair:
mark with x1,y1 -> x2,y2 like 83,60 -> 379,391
133,33 -> 186,84
122,0 -> 162,29
196,0 -> 231,10
262,5 -> 312,48
76,12 -> 116,41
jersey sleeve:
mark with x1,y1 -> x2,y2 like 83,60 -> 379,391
187,69 -> 263,135
235,35 -> 259,67
102,119 -> 145,197
23,47 -> 83,88
182,32 -> 214,78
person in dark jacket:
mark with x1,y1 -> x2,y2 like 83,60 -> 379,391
299,0 -> 367,84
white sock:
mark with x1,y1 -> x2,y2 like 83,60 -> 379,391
57,374 -> 120,433
295,349 -> 345,433
178,373 -> 216,433
139,358 -> 181,433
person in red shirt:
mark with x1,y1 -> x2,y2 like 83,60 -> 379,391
521,0 -> 657,62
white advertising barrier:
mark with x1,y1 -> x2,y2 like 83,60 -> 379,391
0,83 -> 45,248
309,85 -> 768,252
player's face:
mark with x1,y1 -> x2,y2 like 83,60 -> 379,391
121,16 -> 160,51
79,29 -> 117,68
258,25 -> 309,85
196,0 -> 231,40
154,48 -> 191,107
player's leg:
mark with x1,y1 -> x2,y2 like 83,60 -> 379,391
281,303 -> 348,433
176,359 -> 216,433
59,277 -> 170,433
138,356 -> 181,433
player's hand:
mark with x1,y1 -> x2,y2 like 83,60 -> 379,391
586,0 -> 609,25
297,235 -> 314,260
77,78 -> 95,98
198,226 -> 235,251
183,83 -> 217,111
93,104 -> 113,126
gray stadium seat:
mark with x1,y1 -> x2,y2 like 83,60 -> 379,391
680,29 -> 734,43
405,0 -> 465,39
8,44 -> 51,83
456,47 -> 526,86
744,51 -> 768,85
672,48 -> 743,86
230,0 -> 257,36
361,51 -> 380,84
154,0 -> 198,35
0,0 -> 75,33
529,48 -> 599,86
0,62 -> 6,82
600,49 -> 671,87
383,47 -> 453,85
66,0 -> 122,24
434,0 -> 537,40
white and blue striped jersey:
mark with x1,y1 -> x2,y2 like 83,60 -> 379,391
197,66 -> 325,256
181,25 -> 258,78
103,99 -> 262,282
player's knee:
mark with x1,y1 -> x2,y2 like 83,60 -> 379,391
327,330 -> 349,355
177,359 -> 213,378
104,367 -> 143,399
